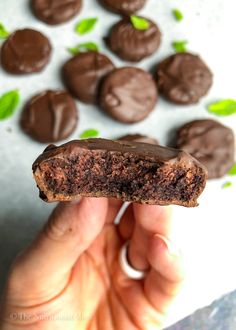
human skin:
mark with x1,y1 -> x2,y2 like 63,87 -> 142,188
0,198 -> 184,329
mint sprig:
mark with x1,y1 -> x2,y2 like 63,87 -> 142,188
172,40 -> 188,53
75,18 -> 98,35
172,9 -> 184,22
130,16 -> 150,30
228,163 -> 236,176
0,22 -> 10,39
208,99 -> 236,116
68,42 -> 99,55
80,129 -> 99,139
0,90 -> 20,120
222,181 -> 233,189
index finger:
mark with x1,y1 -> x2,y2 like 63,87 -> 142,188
133,203 -> 173,237
127,204 -> 172,271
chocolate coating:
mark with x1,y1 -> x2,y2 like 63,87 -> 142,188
99,0 -> 146,15
21,90 -> 78,143
31,0 -> 82,25
62,52 -> 115,104
156,53 -> 213,104
33,138 -> 207,207
118,134 -> 158,145
1,28 -> 51,74
176,119 -> 235,179
106,17 -> 161,62
100,67 -> 158,123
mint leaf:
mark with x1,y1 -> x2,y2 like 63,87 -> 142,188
75,18 -> 98,35
208,99 -> 236,116
172,40 -> 188,52
130,16 -> 150,30
222,181 -> 233,189
0,23 -> 9,39
172,9 -> 184,22
0,90 -> 20,120
80,129 -> 99,139
68,47 -> 79,56
68,42 -> 99,55
77,42 -> 99,52
228,163 -> 236,176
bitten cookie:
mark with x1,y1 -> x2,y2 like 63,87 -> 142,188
33,138 -> 207,206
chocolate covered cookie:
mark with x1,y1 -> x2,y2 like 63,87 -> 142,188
118,134 -> 158,145
106,17 -> 161,62
100,67 -> 158,123
31,0 -> 82,25
62,52 -> 115,104
176,119 -> 235,179
99,0 -> 146,15
156,53 -> 213,104
21,90 -> 78,143
33,138 -> 207,206
1,28 -> 51,74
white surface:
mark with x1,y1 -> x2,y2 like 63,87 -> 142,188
0,0 -> 236,327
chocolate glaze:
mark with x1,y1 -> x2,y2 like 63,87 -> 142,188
31,0 -> 82,25
176,119 -> 235,179
107,17 -> 161,62
156,53 -> 213,104
21,90 -> 78,143
1,28 -> 51,74
33,138 -> 207,206
99,0 -> 146,15
100,67 -> 158,123
118,134 -> 158,145
62,52 -> 115,104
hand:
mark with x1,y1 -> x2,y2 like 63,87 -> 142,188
0,198 -> 184,330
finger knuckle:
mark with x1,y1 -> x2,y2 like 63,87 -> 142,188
44,209 -> 75,242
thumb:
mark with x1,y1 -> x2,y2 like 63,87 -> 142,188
7,197 -> 108,303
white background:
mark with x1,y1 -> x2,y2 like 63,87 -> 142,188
0,0 -> 236,327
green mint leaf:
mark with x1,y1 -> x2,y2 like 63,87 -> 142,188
130,16 -> 150,30
80,129 -> 99,139
172,40 -> 188,52
222,181 -> 233,189
172,9 -> 184,22
67,47 -> 79,56
68,42 -> 99,55
0,90 -> 20,120
75,18 -> 98,35
228,163 -> 236,176
77,42 -> 99,52
0,22 -> 10,39
207,99 -> 236,116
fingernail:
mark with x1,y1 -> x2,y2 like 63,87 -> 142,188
154,234 -> 180,257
